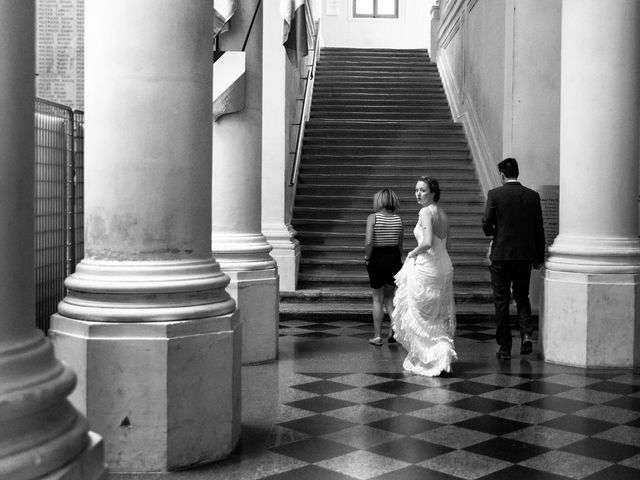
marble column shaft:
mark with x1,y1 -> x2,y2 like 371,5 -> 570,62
261,2 -> 301,293
0,2 -> 105,479
213,0 -> 279,364
50,0 -> 241,471
543,0 -> 640,367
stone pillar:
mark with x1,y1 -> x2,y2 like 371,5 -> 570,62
213,0 -> 279,364
49,0 -> 241,472
542,0 -> 640,367
0,2 -> 105,479
262,1 -> 301,293
430,1 -> 441,61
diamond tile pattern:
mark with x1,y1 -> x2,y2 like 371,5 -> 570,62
266,320 -> 640,480
110,319 -> 640,480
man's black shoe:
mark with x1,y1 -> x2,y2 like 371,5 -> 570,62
496,349 -> 511,360
521,335 -> 533,355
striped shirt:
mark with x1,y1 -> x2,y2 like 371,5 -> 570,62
372,213 -> 403,246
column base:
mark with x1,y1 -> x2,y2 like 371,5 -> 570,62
263,223 -> 300,292
226,269 -> 279,364
45,432 -> 107,480
542,269 -> 640,368
49,313 -> 241,473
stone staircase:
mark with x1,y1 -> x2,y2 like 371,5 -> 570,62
282,47 -> 493,319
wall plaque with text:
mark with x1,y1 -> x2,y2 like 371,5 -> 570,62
36,0 -> 84,110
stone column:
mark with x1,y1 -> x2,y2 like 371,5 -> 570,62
50,0 -> 241,472
213,0 -> 279,364
430,1 -> 441,61
262,1 -> 301,293
543,0 -> 640,367
0,2 -> 105,479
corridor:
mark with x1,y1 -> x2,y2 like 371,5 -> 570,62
113,317 -> 640,480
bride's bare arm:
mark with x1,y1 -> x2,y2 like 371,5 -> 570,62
408,208 -> 433,257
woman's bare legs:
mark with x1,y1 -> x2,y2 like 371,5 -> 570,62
371,286 -> 385,341
383,284 -> 396,340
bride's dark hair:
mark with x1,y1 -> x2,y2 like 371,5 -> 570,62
418,176 -> 441,202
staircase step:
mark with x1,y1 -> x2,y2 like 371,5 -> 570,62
312,86 -> 445,95
300,160 -> 473,168
299,248 -> 490,261
304,125 -> 463,135
310,113 -> 453,121
295,231 -> 489,247
294,214 -> 485,227
297,272 -> 491,288
294,196 -> 486,210
294,187 -> 483,200
294,205 -> 483,219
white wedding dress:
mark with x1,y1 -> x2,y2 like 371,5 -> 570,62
392,216 -> 457,376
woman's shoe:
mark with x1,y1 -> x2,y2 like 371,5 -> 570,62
387,329 -> 397,343
368,336 -> 383,346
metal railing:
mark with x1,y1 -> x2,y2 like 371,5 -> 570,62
34,98 -> 84,332
288,1 -> 321,187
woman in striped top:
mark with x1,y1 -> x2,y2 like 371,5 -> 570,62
364,189 -> 404,346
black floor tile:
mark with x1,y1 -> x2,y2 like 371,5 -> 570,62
261,465 -> 356,480
291,380 -> 355,395
371,465 -> 460,480
374,372 -> 415,380
277,414 -> 358,436
586,372 -> 629,380
447,396 -> 515,414
454,414 -> 530,436
481,464 -> 570,480
365,380 -> 429,395
302,373 -> 348,380
270,437 -> 357,463
559,437 -> 640,463
583,465 -> 640,480
351,324 -> 377,331
294,331 -> 338,339
457,332 -> 495,341
540,414 -> 616,436
302,323 -> 345,331
464,437 -> 550,462
368,437 -> 453,463
366,396 -> 433,413
514,381 -> 574,395
604,396 -> 640,411
626,417 -> 640,427
586,381 -> 639,395
525,396 -> 593,413
445,380 -> 502,395
507,373 -> 550,380
285,396 -> 357,413
366,414 -> 443,436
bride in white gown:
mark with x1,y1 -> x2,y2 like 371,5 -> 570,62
392,176 -> 457,376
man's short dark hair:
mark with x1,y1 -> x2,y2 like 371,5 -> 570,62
498,158 -> 519,179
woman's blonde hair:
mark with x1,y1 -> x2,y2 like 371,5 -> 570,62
373,188 -> 400,212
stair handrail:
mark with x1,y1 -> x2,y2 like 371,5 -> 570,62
288,3 -> 320,187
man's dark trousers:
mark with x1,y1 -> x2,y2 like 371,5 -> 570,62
489,260 -> 533,350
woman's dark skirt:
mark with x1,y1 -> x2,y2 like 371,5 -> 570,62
366,246 -> 402,289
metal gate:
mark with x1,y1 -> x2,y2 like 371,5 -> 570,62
34,98 -> 84,332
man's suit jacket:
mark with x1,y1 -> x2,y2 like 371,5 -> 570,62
482,182 -> 545,263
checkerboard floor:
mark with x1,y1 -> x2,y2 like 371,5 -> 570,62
113,318 -> 640,480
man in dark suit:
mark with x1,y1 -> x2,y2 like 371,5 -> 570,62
482,158 -> 545,360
